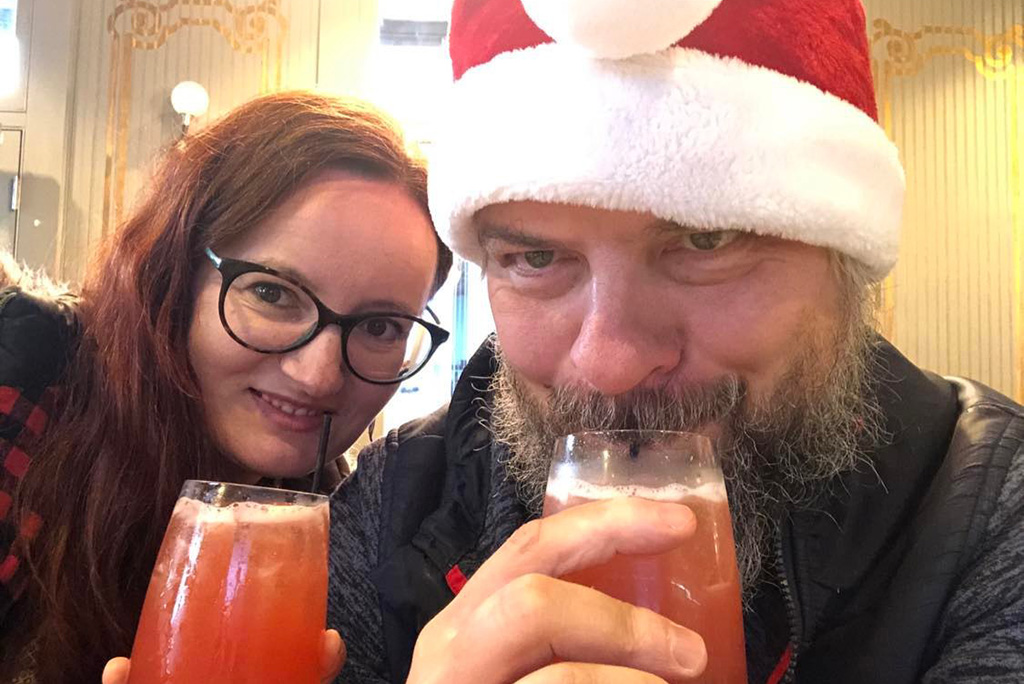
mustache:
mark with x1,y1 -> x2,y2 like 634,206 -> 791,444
540,376 -> 748,435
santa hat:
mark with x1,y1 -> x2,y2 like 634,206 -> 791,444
427,0 -> 905,278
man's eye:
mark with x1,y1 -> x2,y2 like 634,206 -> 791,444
522,250 -> 555,269
681,230 -> 739,252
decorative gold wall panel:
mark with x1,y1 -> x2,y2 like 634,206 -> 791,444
62,0 -> 327,283
103,0 -> 288,236
864,0 -> 1022,402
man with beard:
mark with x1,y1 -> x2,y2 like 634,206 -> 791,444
328,0 -> 1024,682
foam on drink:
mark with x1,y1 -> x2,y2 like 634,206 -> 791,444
171,496 -> 327,526
546,476 -> 728,507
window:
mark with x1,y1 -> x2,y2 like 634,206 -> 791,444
368,0 -> 495,431
0,0 -> 18,97
367,0 -> 452,145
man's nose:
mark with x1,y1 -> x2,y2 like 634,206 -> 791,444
569,277 -> 683,397
279,326 -> 347,397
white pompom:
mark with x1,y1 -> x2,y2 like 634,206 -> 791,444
520,0 -> 724,59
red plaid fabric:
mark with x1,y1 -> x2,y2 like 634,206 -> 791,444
0,286 -> 77,630
0,386 -> 56,619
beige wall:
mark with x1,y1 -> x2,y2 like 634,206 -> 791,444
59,0 -> 381,283
863,0 -> 1023,402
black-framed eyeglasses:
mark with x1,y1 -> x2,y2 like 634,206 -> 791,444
205,248 -> 450,385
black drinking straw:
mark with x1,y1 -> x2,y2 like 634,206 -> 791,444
311,414 -> 333,494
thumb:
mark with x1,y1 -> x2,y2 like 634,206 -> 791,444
320,629 -> 346,683
101,658 -> 130,684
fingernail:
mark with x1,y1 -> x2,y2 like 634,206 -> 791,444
673,629 -> 707,675
658,503 -> 694,532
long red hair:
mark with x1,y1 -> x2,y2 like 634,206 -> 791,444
6,92 -> 451,683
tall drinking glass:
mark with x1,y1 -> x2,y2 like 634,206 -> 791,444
543,431 -> 747,683
127,481 -> 329,684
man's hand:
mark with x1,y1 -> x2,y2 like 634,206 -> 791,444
101,629 -> 345,684
407,498 -> 708,684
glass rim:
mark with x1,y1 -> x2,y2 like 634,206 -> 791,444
554,430 -> 719,470
180,480 -> 328,506
561,429 -> 712,438
560,429 -> 715,445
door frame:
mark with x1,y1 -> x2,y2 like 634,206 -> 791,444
0,126 -> 24,256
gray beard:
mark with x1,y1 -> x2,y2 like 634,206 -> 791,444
487,316 -> 885,599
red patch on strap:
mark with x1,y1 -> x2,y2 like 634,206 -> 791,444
446,565 -> 469,595
0,491 -> 10,520
767,644 -> 793,684
4,447 -> 30,479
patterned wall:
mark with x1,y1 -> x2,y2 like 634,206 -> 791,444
863,0 -> 1023,401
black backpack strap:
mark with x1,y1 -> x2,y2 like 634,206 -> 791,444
371,339 -> 498,682
377,405 -> 449,560
373,413 -> 452,682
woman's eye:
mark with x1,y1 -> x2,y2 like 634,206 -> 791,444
522,250 -> 555,269
241,280 -> 305,309
365,319 -> 395,339
681,230 -> 739,252
358,317 -> 408,343
253,283 -> 285,304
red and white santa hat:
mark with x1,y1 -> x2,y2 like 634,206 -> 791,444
427,0 -> 905,278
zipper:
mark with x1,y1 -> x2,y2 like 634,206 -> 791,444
775,525 -> 802,684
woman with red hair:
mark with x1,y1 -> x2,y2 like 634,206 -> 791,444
0,91 -> 451,683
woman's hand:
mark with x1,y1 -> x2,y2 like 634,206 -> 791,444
100,658 -> 129,684
101,629 -> 346,684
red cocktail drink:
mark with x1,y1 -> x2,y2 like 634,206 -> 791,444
544,432 -> 747,683
127,482 -> 328,684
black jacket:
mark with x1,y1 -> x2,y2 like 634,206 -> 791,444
0,288 -> 77,629
329,338 -> 1024,683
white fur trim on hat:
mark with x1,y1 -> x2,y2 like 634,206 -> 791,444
520,0 -> 724,59
428,44 -> 905,279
